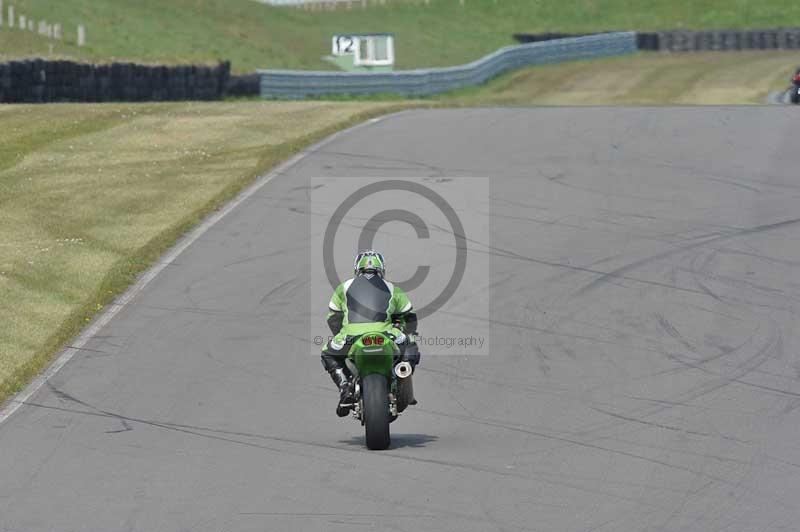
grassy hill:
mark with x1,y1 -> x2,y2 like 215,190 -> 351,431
443,51 -> 798,105
1,0 -> 799,72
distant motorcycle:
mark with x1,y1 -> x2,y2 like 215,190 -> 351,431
791,71 -> 800,104
341,331 -> 415,450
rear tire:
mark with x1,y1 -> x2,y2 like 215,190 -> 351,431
362,374 -> 391,450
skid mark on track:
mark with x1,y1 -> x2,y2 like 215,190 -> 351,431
572,216 -> 800,297
222,245 -> 307,268
258,276 -> 302,305
654,312 -> 696,354
15,399 -> 680,513
589,406 -> 750,444
576,321 -> 784,442
409,410 -> 796,513
534,345 -> 551,375
39,376 -> 789,514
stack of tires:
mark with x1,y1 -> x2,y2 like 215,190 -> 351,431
0,60 -> 231,103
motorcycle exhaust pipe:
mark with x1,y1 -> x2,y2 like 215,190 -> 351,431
394,361 -> 413,379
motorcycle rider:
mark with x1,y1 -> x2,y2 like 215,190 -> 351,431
791,68 -> 800,104
321,250 -> 421,417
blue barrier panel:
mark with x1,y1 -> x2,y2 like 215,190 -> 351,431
257,32 -> 637,99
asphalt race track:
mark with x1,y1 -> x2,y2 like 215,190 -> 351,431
2,108 -> 800,532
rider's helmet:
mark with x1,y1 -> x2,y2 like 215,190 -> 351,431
354,250 -> 386,277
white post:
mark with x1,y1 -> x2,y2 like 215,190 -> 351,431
77,24 -> 85,46
53,23 -> 61,39
47,23 -> 53,38
8,5 -> 13,28
19,14 -> 25,29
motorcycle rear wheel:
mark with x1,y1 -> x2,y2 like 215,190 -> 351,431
362,373 -> 391,450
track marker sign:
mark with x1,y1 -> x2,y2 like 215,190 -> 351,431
331,33 -> 394,67
332,35 -> 358,56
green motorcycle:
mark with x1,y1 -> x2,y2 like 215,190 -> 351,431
343,332 -> 415,450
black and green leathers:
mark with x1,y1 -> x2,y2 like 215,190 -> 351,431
321,274 -> 418,373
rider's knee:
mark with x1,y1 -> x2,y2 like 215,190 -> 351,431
321,352 -> 344,372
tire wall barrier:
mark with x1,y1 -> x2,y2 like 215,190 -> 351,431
515,29 -> 800,52
0,60 -> 231,103
639,29 -> 800,52
259,32 -> 637,99
226,73 -> 261,97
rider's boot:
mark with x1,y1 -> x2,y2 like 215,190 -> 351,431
329,367 -> 354,417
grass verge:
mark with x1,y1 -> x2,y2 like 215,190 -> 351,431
0,100 -> 419,405
436,51 -> 800,105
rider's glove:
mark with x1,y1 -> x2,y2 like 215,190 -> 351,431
330,337 -> 345,351
393,331 -> 407,345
